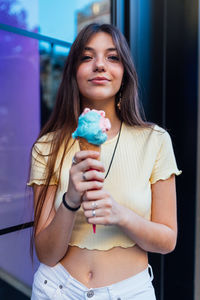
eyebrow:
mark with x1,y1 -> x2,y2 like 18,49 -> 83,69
84,47 -> 117,52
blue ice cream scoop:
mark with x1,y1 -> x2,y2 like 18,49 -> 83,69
72,109 -> 110,145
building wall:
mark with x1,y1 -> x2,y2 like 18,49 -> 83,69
125,1 -> 199,299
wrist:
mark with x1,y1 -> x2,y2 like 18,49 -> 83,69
62,192 -> 80,211
118,205 -> 131,228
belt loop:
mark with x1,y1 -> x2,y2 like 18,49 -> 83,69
148,264 -> 154,281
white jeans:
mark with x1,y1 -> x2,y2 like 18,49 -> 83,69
31,263 -> 156,300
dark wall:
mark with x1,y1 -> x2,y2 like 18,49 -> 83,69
125,0 -> 198,299
164,1 -> 198,299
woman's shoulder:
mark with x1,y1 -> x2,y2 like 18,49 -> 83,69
123,122 -> 171,147
36,131 -> 55,143
124,122 -> 167,136
150,124 -> 172,144
32,131 -> 56,156
32,130 -> 73,158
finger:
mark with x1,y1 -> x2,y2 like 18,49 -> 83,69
82,170 -> 105,182
82,200 -> 100,210
87,216 -> 110,225
76,158 -> 105,173
79,181 -> 103,192
84,208 -> 107,219
82,190 -> 107,202
73,151 -> 100,164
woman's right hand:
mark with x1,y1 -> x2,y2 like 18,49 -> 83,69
65,151 -> 105,208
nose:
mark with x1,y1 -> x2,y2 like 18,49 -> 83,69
93,56 -> 106,72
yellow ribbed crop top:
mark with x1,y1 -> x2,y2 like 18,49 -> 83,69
27,123 -> 182,250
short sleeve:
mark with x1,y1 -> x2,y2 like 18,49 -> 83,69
27,136 -> 58,186
150,130 -> 182,184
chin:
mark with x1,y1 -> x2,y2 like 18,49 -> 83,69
85,92 -> 116,102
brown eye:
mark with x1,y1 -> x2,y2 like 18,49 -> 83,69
107,55 -> 120,61
80,55 -> 92,61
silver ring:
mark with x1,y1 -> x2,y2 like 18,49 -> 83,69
92,202 -> 97,209
72,156 -> 78,165
82,172 -> 87,181
92,210 -> 96,217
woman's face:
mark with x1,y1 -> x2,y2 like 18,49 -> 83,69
76,32 -> 124,104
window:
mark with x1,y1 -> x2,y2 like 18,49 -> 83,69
0,0 -> 111,296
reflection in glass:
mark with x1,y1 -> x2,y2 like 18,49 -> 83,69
39,42 -> 69,127
0,0 -> 111,229
0,0 -> 111,291
77,0 -> 110,32
0,0 -> 111,42
0,0 -> 38,32
39,0 -> 110,42
0,30 -> 40,228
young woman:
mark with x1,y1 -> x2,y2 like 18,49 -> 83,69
28,23 -> 181,300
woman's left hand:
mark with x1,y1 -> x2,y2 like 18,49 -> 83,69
82,189 -> 124,226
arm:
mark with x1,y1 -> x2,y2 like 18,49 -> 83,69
33,184 -> 77,266
33,151 -> 105,267
82,175 -> 177,254
119,175 -> 177,254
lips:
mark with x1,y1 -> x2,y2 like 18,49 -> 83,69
89,77 -> 111,84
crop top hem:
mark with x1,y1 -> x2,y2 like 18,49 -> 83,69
68,242 -> 136,250
27,180 -> 58,186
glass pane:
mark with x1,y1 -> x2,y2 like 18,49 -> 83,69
40,42 -> 69,126
39,0 -> 111,42
0,29 -> 40,228
0,228 -> 39,287
77,0 -> 111,32
0,0 -> 39,32
0,0 -> 111,42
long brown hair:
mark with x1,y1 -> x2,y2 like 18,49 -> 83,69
30,23 -> 149,245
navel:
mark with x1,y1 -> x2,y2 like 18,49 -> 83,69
88,271 -> 94,280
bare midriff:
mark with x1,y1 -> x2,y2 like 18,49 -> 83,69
59,245 -> 148,288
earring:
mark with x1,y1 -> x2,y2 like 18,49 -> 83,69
117,80 -> 124,110
117,91 -> 122,110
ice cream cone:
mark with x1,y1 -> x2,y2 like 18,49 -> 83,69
79,137 -> 101,234
79,137 -> 101,156
72,108 -> 111,235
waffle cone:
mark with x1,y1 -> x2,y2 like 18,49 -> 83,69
79,138 -> 101,160
78,137 -> 101,234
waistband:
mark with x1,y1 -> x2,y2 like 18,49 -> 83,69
37,262 -> 153,294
